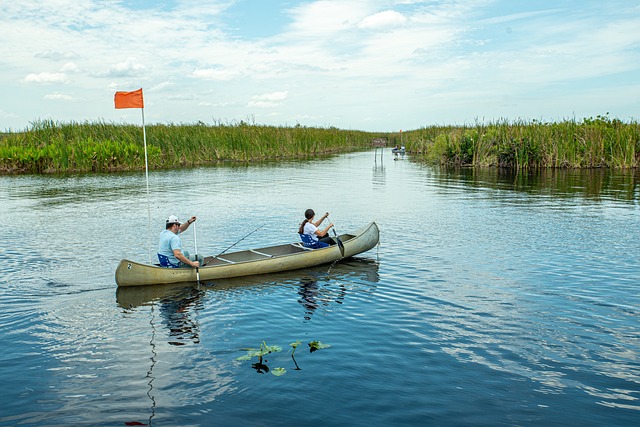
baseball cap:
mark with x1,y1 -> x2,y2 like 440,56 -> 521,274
166,215 -> 181,225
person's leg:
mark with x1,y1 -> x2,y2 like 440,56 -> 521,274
178,251 -> 203,268
319,236 -> 334,245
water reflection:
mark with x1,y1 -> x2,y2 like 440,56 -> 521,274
372,149 -> 386,190
297,276 -> 347,321
116,258 -> 379,323
159,287 -> 204,346
117,284 -> 204,347
434,167 -> 640,202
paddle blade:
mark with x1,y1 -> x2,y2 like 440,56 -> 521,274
333,229 -> 345,257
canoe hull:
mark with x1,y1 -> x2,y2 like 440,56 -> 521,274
115,222 -> 379,287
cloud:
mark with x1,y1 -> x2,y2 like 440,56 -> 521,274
149,81 -> 173,92
191,68 -> 238,81
24,72 -> 67,84
44,92 -> 74,101
61,62 -> 80,73
358,10 -> 407,29
96,58 -> 146,78
34,50 -> 80,60
248,91 -> 288,107
1,0 -> 638,131
286,0 -> 372,36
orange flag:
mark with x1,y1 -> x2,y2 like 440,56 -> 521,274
114,88 -> 144,109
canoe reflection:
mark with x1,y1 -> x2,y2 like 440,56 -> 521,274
116,257 -> 379,313
117,259 -> 378,345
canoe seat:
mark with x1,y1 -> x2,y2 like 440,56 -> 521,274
157,253 -> 179,268
299,233 -> 329,249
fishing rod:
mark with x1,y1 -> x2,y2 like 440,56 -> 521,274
201,223 -> 265,267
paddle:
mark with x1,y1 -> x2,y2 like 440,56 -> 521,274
332,228 -> 345,257
193,221 -> 200,283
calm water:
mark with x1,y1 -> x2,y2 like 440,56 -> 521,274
1,151 -> 639,426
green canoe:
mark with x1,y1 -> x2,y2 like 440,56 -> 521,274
115,222 -> 379,287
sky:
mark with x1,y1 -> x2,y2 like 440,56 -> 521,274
1,0 -> 639,132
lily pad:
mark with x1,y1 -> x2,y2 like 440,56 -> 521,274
308,340 -> 331,353
271,367 -> 287,376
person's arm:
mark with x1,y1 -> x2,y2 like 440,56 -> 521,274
313,212 -> 329,227
173,249 -> 199,267
179,216 -> 197,233
315,222 -> 334,237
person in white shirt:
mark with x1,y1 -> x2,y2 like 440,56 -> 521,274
298,209 -> 334,248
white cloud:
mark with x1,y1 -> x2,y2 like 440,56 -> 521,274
44,92 -> 74,101
1,1 -> 638,131
24,72 -> 67,84
248,91 -> 288,107
192,68 -> 238,81
358,10 -> 407,29
96,58 -> 147,78
61,62 -> 80,73
34,50 -> 80,60
286,0 -> 373,36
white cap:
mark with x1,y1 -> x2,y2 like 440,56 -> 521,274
166,215 -> 181,225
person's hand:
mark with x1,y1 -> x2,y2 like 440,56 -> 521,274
192,260 -> 200,268
188,216 -> 197,224
329,223 -> 334,228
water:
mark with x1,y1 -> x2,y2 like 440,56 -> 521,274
1,151 -> 638,426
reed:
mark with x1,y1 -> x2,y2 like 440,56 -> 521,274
403,115 -> 640,169
0,120 -> 376,173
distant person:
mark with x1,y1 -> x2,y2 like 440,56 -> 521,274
158,215 -> 200,268
299,209 -> 334,248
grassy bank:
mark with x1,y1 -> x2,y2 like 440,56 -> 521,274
0,120 -> 378,173
3,115 -> 639,173
401,115 -> 640,169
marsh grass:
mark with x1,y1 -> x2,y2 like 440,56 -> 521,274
404,115 -> 640,169
3,115 -> 639,173
0,120 -> 376,173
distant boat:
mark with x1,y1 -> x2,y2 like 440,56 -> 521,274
392,146 -> 406,155
115,222 -> 380,287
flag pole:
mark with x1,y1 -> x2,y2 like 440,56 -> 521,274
142,107 -> 152,264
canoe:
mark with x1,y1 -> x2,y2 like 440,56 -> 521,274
115,221 -> 379,287
116,258 -> 380,308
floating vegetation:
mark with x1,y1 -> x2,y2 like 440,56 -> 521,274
309,340 -> 331,353
237,341 -> 282,375
271,367 -> 287,377
237,339 -> 330,376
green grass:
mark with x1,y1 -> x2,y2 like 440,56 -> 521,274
402,114 -> 640,169
3,115 -> 638,173
0,120 -> 378,173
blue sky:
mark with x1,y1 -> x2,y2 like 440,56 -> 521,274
1,0 -> 639,132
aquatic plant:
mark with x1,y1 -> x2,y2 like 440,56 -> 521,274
237,339 -> 331,376
237,341 -> 283,375
308,340 -> 331,352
